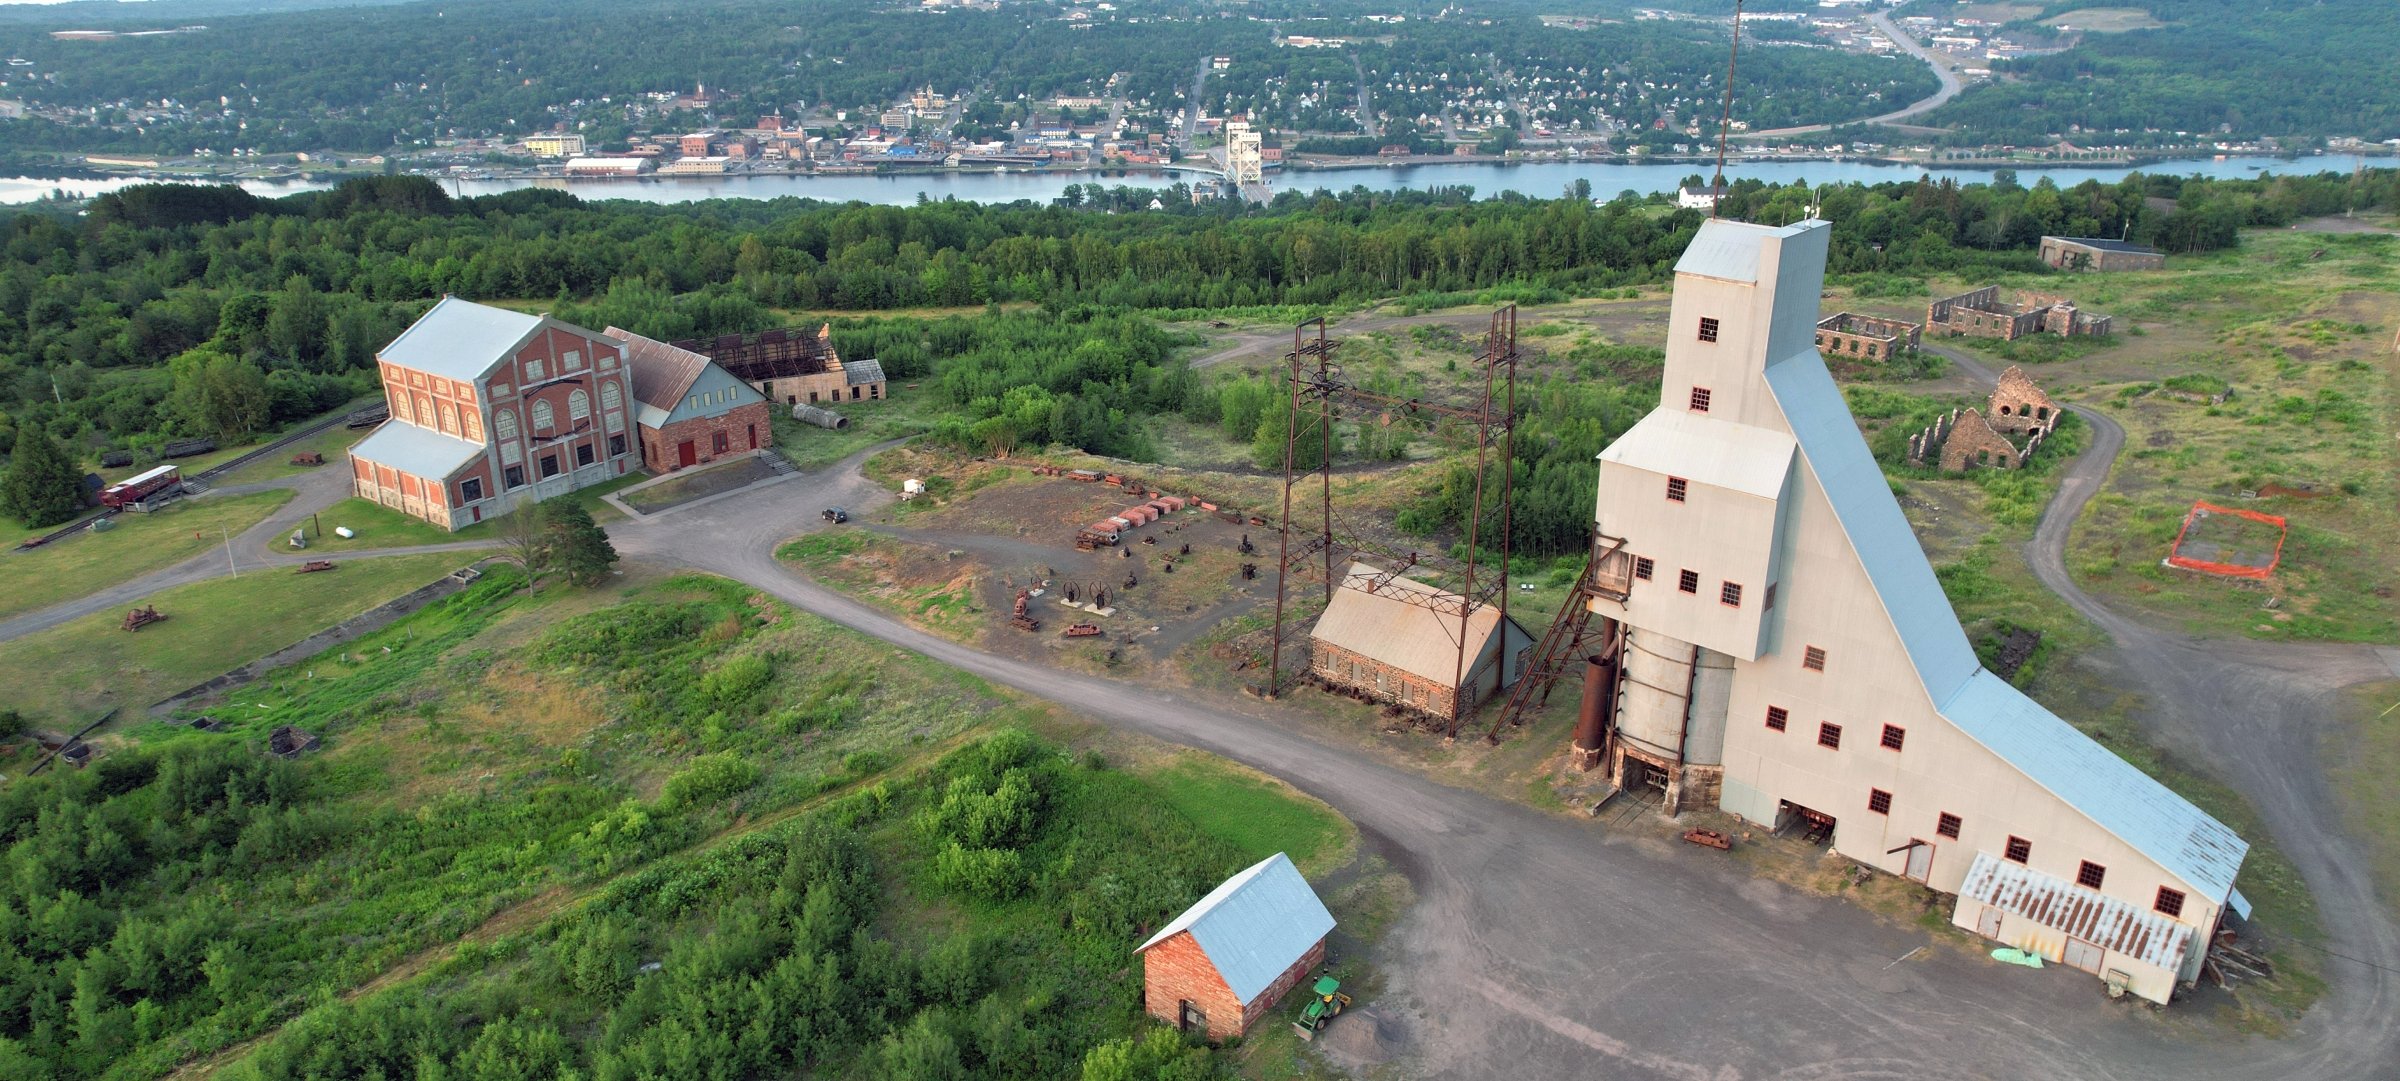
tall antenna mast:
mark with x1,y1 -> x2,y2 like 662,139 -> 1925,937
1710,0 -> 1745,219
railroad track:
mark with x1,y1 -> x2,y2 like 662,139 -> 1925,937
12,401 -> 377,553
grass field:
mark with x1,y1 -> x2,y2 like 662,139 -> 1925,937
0,551 -> 465,727
0,489 -> 292,621
1137,751 -> 1354,876
2043,7 -> 2167,31
286,475 -> 643,555
770,393 -> 938,471
213,423 -> 373,485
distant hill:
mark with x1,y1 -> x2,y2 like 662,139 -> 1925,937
1911,0 -> 2400,143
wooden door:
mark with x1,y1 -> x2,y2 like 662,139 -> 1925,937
1905,840 -> 1933,883
677,441 -> 697,467
2063,938 -> 2105,974
1976,904 -> 2004,939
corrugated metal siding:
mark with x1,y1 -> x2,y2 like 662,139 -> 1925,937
1136,853 -> 1335,1006
1763,350 -> 2246,901
1961,852 -> 2194,971
380,297 -> 543,382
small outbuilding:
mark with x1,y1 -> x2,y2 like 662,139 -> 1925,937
1137,852 -> 1335,1041
1309,562 -> 1534,722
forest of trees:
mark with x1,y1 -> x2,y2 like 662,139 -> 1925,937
0,166 -> 2392,530
1914,0 -> 2400,143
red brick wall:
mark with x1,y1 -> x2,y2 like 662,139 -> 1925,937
641,401 -> 774,473
1141,932 -> 1326,1042
1141,932 -> 1245,1041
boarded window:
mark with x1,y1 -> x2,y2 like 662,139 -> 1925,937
1765,705 -> 1788,731
1867,789 -> 1892,815
1937,813 -> 1962,839
1817,723 -> 1842,749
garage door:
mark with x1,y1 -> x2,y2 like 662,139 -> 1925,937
2063,938 -> 2106,975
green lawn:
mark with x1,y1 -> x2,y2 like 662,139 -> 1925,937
1138,751 -> 1355,876
282,475 -> 646,555
0,490 -> 294,621
769,393 -> 937,471
0,551 -> 467,727
215,424 -> 373,485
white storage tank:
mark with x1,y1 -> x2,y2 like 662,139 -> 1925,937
1615,628 -> 1696,762
1683,647 -> 1735,767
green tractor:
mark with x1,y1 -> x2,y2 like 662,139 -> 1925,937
1292,975 -> 1351,1041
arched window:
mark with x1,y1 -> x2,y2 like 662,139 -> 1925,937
568,389 -> 591,424
532,399 -> 555,431
494,407 -> 519,442
392,391 -> 414,425
600,380 -> 622,414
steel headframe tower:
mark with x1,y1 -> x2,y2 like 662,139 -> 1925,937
1264,307 -> 1521,740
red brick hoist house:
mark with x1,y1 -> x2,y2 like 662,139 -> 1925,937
1137,853 -> 1335,1041
349,298 -> 638,529
604,328 -> 774,472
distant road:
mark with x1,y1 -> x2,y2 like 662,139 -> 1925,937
1739,11 -> 1964,140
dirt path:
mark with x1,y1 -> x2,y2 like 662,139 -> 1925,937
1933,340 -> 2400,1073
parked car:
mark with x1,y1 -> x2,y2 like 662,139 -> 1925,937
822,507 -> 848,523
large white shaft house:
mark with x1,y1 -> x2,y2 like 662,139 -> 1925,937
1579,218 -> 2249,1005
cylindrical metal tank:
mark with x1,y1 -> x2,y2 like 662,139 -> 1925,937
1682,647 -> 1734,767
1573,655 -> 1615,754
1615,629 -> 1695,761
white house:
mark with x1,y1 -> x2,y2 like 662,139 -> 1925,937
1677,185 -> 1721,210
1577,218 -> 2248,1005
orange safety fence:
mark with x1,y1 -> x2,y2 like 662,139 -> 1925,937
2164,500 -> 2287,580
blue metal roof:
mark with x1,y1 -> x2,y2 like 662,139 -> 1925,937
348,420 -> 484,481
1673,218 -> 1824,283
1763,350 -> 2246,901
1137,852 -> 1334,1005
380,297 -> 546,382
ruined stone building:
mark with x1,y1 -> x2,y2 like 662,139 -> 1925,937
2040,235 -> 2165,272
677,324 -> 888,406
1575,218 -> 2246,1005
1814,312 -> 1921,361
1908,365 -> 2059,471
1925,286 -> 2113,341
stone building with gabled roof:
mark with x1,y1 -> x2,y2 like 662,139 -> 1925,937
605,328 -> 774,473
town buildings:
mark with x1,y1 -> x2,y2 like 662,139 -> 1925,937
523,133 -> 585,158
1575,218 -> 2246,1004
605,329 -> 775,473
2040,235 -> 2166,271
1137,852 -> 1334,1041
1308,563 -> 1534,724
1926,286 -> 2113,340
348,298 -> 638,529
